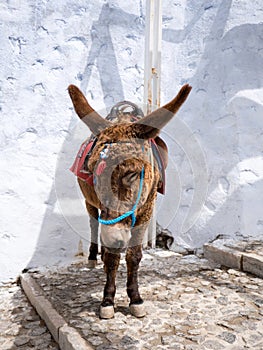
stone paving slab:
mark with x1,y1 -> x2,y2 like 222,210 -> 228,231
204,239 -> 263,278
20,250 -> 263,350
20,273 -> 93,350
0,280 -> 59,350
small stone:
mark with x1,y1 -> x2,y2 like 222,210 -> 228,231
161,335 -> 182,345
25,314 -> 40,321
245,284 -> 258,290
23,320 -> 41,329
30,326 -> 47,336
227,269 -> 242,276
114,311 -> 127,320
91,322 -> 107,333
5,325 -> 20,336
185,345 -> 199,350
159,303 -> 172,310
191,335 -> 205,343
201,280 -> 210,286
218,332 -> 236,344
216,296 -> 228,305
203,339 -> 224,349
120,335 -> 139,345
88,336 -> 104,346
106,331 -> 120,343
244,333 -> 263,346
239,277 -> 249,284
254,298 -> 263,307
187,313 -> 201,322
242,320 -> 258,331
0,339 -> 14,349
108,321 -> 127,331
30,334 -> 52,346
141,333 -> 160,343
188,329 -> 202,335
14,336 -> 30,346
220,273 -> 229,279
35,340 -> 57,349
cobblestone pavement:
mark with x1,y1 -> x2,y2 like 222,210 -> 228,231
0,280 -> 59,350
25,250 -> 263,350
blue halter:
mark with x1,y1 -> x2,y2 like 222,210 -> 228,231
98,167 -> 145,227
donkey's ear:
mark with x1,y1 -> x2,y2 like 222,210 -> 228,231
132,84 -> 192,139
68,85 -> 110,135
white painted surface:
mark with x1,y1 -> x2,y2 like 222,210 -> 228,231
0,0 -> 262,280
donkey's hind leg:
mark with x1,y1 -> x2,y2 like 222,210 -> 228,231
86,202 -> 99,268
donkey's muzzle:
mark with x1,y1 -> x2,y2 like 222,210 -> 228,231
100,224 -> 131,250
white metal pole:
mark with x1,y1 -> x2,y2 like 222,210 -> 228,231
144,0 -> 152,114
144,0 -> 162,114
144,0 -> 162,248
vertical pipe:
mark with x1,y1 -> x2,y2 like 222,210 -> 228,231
152,0 -> 162,109
143,0 -> 152,114
144,0 -> 162,248
144,0 -> 162,114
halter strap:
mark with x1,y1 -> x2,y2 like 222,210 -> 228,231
98,167 -> 145,227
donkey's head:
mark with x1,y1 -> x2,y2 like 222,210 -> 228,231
68,84 -> 191,250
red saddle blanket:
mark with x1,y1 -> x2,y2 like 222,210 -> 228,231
70,138 -> 165,194
70,139 -> 95,186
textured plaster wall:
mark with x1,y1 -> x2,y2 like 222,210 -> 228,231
0,0 -> 262,280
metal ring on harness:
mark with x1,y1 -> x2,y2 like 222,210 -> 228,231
106,101 -> 144,122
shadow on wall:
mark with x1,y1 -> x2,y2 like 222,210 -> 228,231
25,4 -> 144,270
159,0 -> 263,246
82,3 -> 145,110
26,0 -> 263,270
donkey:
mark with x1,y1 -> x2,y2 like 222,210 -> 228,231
68,83 -> 192,318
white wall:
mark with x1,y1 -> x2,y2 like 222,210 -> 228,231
158,0 -> 263,249
0,0 -> 262,280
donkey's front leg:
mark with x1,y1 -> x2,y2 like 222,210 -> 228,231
100,249 -> 120,319
126,245 -> 146,317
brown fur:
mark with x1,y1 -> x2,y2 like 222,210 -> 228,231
68,83 -> 192,315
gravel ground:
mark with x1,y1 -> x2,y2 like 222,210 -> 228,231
24,250 -> 263,350
0,280 -> 59,350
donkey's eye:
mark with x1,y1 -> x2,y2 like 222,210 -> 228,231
122,172 -> 139,186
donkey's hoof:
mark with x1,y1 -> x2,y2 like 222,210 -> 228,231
87,260 -> 97,268
100,305 -> 114,319
130,303 -> 146,318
